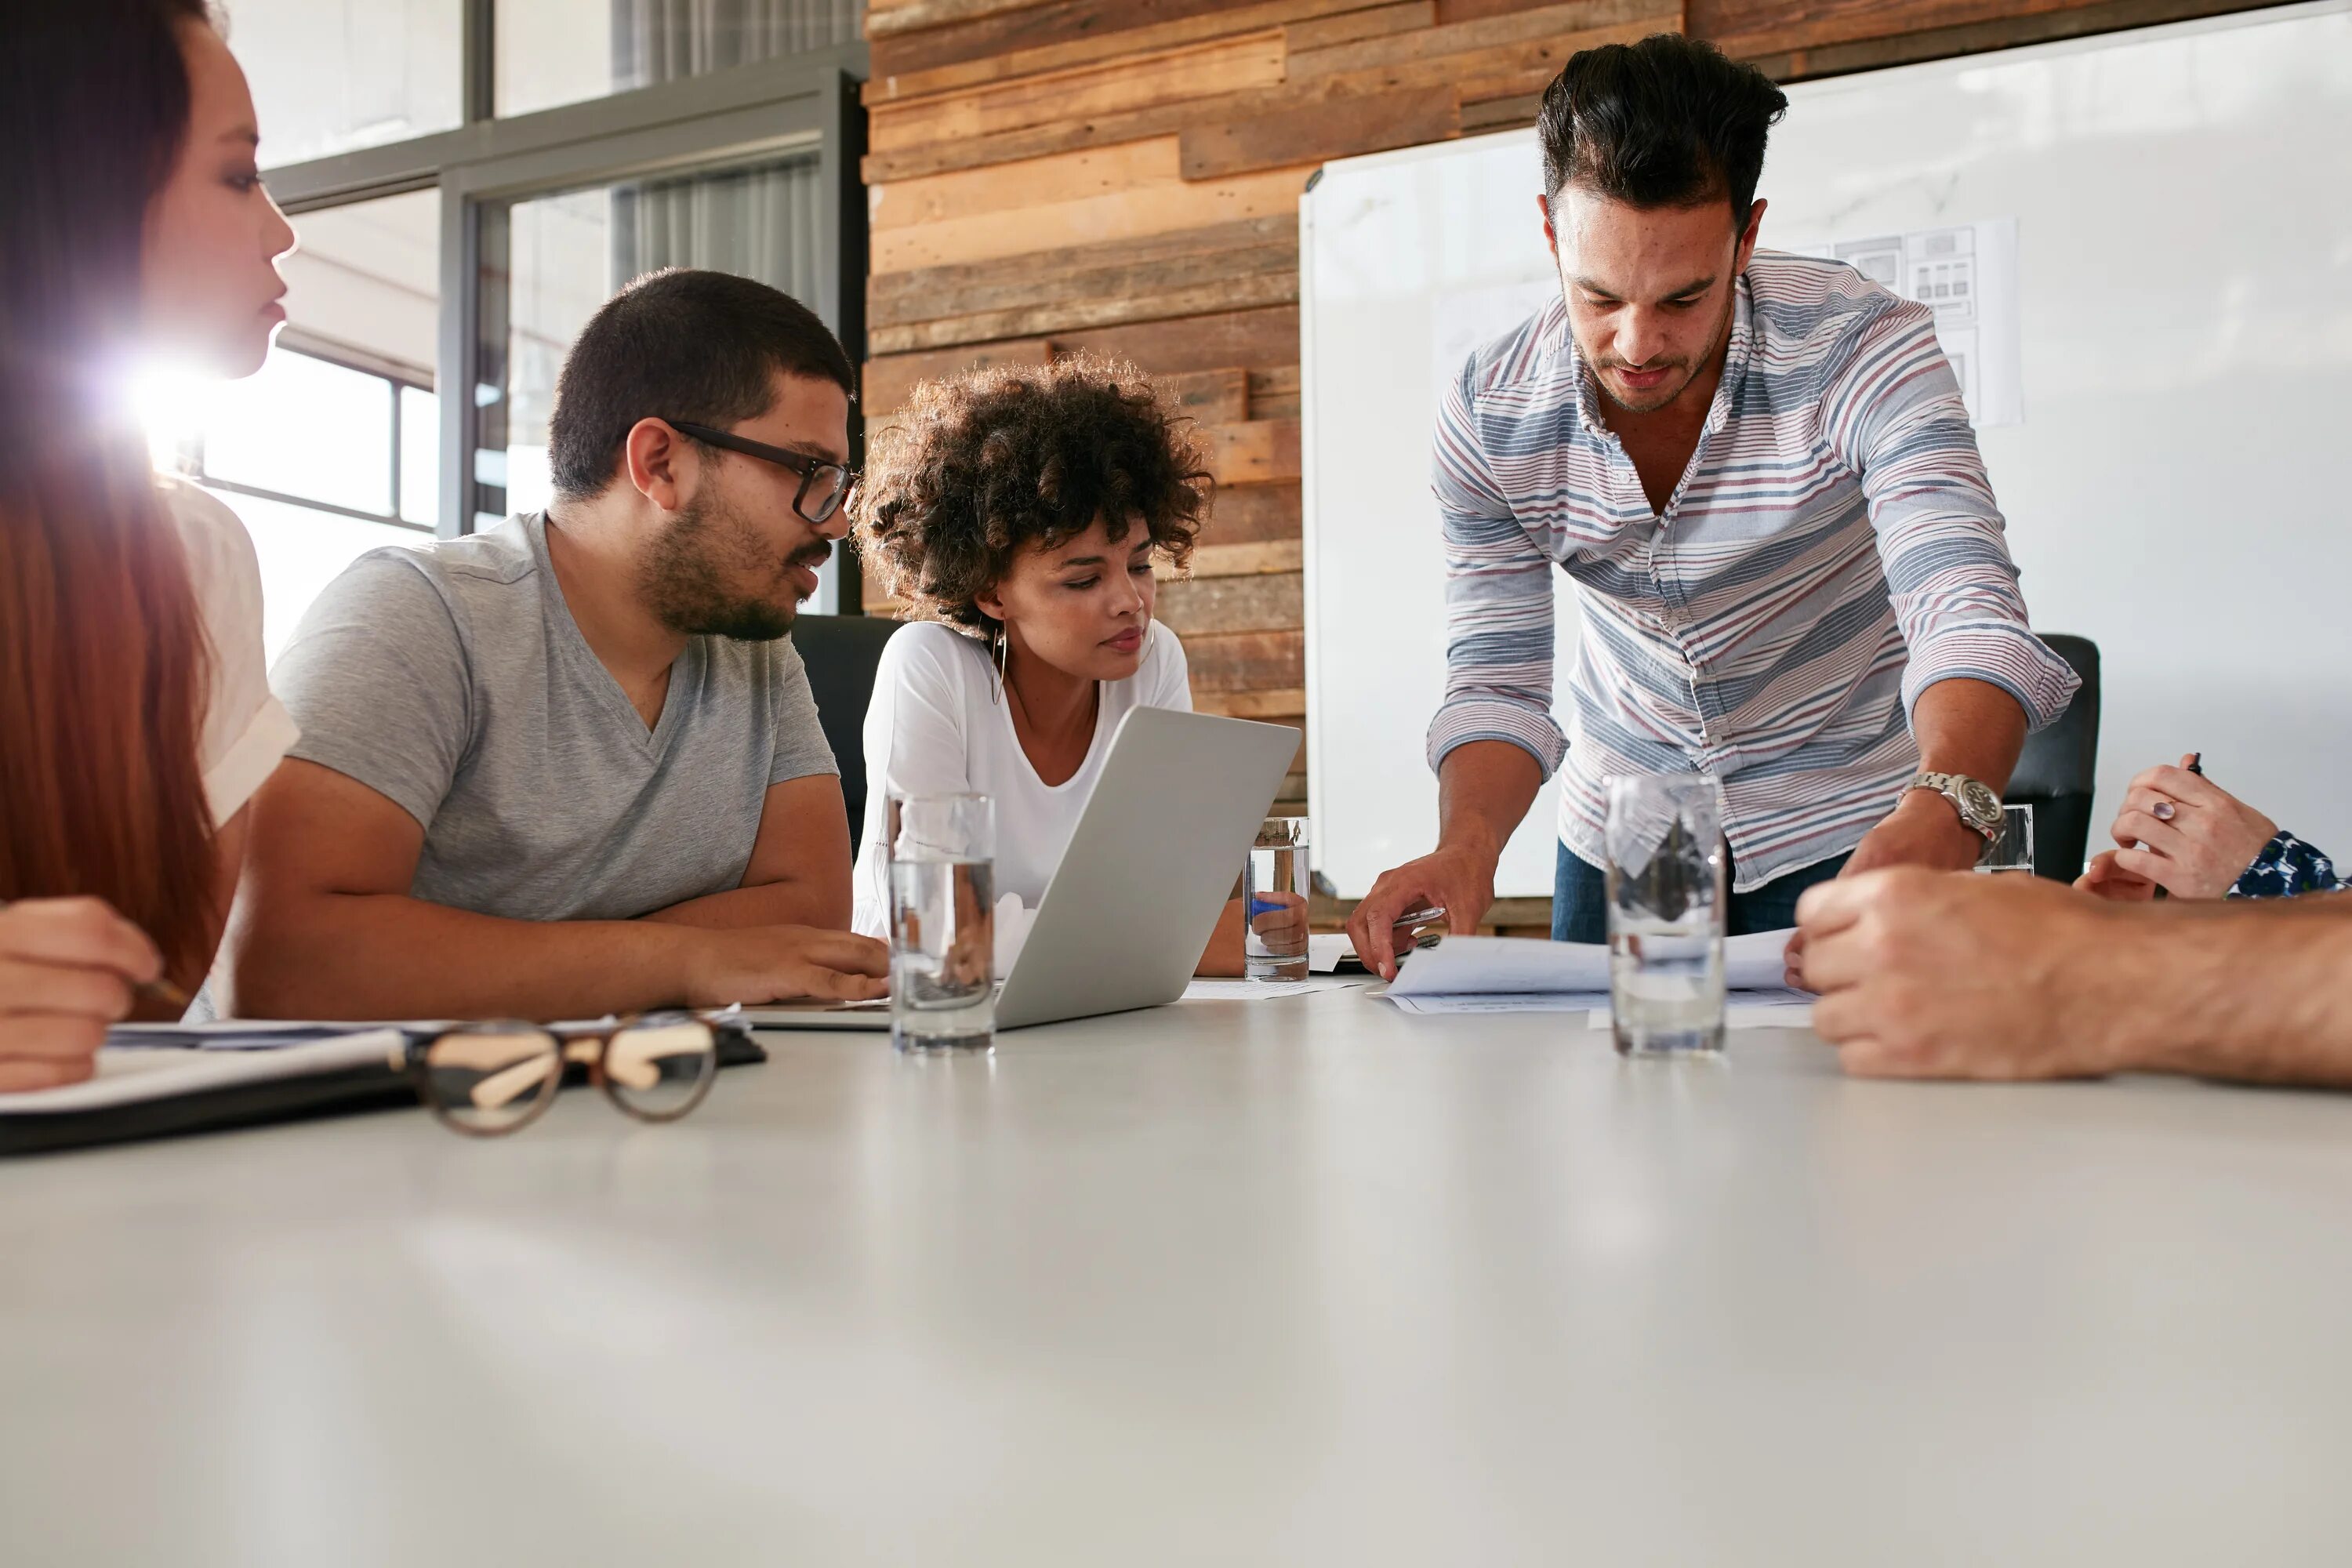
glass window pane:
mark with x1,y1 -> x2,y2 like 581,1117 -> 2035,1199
400,387 -> 440,528
285,189 -> 443,527
479,154 -> 826,528
231,0 -> 463,167
472,154 -> 837,603
202,350 -> 394,517
222,491 -> 423,663
497,0 -> 864,118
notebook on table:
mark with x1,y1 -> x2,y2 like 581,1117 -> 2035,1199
0,1015 -> 766,1157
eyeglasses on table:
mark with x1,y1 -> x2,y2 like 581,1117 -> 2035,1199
391,1012 -> 722,1137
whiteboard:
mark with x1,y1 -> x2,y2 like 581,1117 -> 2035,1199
1301,2 -> 2352,898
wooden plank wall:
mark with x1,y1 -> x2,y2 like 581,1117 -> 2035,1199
856,0 -> 2280,838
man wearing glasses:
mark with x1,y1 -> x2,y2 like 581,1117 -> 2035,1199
222,268 -> 890,1021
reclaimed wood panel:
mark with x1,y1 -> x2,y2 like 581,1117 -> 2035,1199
1287,0 -> 1676,78
1461,89 -> 1544,132
1163,538 -> 1305,579
1310,21 -> 1664,103
873,270 -> 1298,353
1050,304 -> 1301,373
1162,366 -> 1252,423
867,0 -> 1060,37
1179,84 -> 1460,180
872,0 -> 1330,80
869,215 -> 1294,327
1202,481 -> 1302,544
868,31 -> 1287,151
869,138 -> 1319,273
867,0 -> 1385,103
1202,419 -> 1304,486
866,224 -> 1300,350
1192,686 -> 1308,720
1247,366 -> 1301,420
862,339 -> 1053,419
1284,0 -> 1436,50
865,83 -> 1269,183
1155,571 -> 1305,636
1185,630 -> 1306,691
862,308 -> 1300,422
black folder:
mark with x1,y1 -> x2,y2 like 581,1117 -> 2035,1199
0,1019 -> 766,1158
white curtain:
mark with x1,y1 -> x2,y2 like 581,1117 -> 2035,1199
612,0 -> 863,87
606,0 -> 849,314
611,157 -> 824,308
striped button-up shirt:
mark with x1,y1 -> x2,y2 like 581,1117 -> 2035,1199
1428,252 -> 2080,891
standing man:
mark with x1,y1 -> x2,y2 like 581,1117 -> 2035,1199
1348,34 -> 2078,973
223,269 -> 888,1020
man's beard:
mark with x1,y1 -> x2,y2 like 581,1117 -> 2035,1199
639,493 -> 829,643
1580,291 -> 1736,416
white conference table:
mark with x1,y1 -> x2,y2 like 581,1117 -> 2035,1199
4,984 -> 2350,1566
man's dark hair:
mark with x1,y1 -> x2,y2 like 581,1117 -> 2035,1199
547,267 -> 857,500
1537,34 -> 1789,233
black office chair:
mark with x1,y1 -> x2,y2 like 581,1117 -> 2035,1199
2007,633 -> 2101,881
791,612 -> 902,851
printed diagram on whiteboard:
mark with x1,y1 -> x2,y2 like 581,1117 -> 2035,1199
1794,220 -> 2023,427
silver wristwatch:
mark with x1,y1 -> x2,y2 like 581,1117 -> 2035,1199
1908,771 -> 2004,840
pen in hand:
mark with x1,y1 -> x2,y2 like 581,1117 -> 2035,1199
0,897 -> 188,1014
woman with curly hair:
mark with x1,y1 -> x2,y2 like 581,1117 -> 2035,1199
850,355 -> 1261,972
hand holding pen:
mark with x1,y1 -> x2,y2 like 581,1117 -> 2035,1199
2081,750 -> 2282,903
0,897 -> 179,1091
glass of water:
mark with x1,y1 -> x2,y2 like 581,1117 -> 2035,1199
887,793 -> 996,1053
1605,775 -> 1728,1056
1245,815 -> 1311,982
1977,804 -> 2035,874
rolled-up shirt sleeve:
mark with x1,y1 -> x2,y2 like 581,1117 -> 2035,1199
1821,299 -> 2080,731
1424,359 -> 1569,779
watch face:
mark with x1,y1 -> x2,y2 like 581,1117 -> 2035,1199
1959,779 -> 2002,826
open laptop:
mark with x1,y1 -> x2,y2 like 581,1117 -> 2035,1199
749,705 -> 1299,1032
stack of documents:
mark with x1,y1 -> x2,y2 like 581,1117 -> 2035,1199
1381,930 -> 1812,1027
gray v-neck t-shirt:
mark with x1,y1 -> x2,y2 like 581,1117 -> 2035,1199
270,511 -> 837,921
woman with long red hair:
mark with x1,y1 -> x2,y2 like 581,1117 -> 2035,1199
1,0 -> 299,1087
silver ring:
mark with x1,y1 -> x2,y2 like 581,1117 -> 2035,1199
2153,800 -> 2176,822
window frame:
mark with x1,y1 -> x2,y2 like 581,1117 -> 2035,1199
165,333 -> 440,536
253,0 -> 867,604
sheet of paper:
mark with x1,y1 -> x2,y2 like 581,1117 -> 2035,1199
0,1031 -> 406,1117
1181,976 -> 1366,1002
1308,933 -> 1352,973
107,1020 -> 423,1052
1787,219 -> 2024,428
1392,992 -> 1608,1016
1389,930 -> 1795,999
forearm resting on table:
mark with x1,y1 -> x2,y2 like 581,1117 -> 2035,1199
641,876 -> 845,931
1911,677 -> 2028,790
2109,895 -> 2352,1086
226,893 -> 710,1022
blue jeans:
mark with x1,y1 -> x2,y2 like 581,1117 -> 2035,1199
1552,841 -> 1850,943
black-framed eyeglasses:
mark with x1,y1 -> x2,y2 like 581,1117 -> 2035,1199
666,419 -> 856,524
392,1011 -> 721,1136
